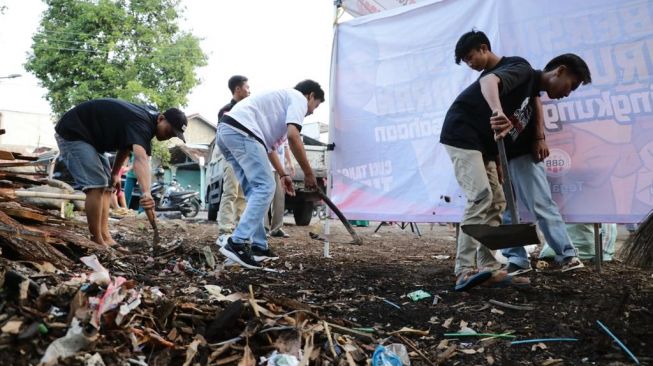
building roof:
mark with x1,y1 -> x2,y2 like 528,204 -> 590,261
169,144 -> 210,166
187,113 -> 216,131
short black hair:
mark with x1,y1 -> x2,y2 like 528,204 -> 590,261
163,107 -> 187,128
294,79 -> 325,102
544,53 -> 592,85
455,30 -> 491,65
228,75 -> 248,94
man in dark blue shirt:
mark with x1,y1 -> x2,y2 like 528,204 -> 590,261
55,98 -> 188,248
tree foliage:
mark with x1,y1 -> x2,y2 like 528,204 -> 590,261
25,0 -> 207,116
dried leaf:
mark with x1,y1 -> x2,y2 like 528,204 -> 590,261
1,320 -> 22,334
531,342 -> 547,351
540,358 -> 563,366
437,339 -> 449,350
461,349 -> 477,354
238,344 -> 256,366
491,308 -> 505,315
443,317 -> 454,329
389,326 -> 430,336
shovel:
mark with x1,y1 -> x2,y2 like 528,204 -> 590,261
145,207 -> 163,252
461,115 -> 540,250
315,188 -> 363,245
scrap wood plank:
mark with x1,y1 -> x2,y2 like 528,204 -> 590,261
33,224 -> 107,252
3,173 -> 43,185
12,153 -> 39,161
0,150 -> 15,161
0,220 -> 72,268
0,202 -> 48,222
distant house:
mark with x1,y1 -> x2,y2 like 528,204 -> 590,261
164,144 -> 210,204
0,110 -> 56,151
169,113 -> 216,146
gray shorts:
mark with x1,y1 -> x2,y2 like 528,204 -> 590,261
55,134 -> 111,192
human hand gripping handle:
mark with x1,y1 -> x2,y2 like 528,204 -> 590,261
111,173 -> 122,196
490,110 -> 512,141
281,175 -> 295,196
304,172 -> 318,191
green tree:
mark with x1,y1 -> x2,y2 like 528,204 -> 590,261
25,0 -> 207,117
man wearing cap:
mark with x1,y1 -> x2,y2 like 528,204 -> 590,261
55,98 -> 188,248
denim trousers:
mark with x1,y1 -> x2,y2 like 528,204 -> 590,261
501,154 -> 577,266
216,124 -> 275,249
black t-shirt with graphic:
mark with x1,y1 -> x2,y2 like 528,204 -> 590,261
55,98 -> 159,155
440,56 -> 541,159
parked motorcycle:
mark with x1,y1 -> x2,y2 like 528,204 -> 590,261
151,178 -> 201,218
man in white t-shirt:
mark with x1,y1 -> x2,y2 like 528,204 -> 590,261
215,80 -> 324,268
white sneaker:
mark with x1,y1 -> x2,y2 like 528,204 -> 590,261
215,234 -> 229,247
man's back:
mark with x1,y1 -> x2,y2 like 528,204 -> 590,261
55,98 -> 158,154
440,56 -> 539,157
225,89 -> 307,152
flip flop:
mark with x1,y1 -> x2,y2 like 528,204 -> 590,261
454,270 -> 493,291
109,244 -> 130,253
482,271 -> 530,289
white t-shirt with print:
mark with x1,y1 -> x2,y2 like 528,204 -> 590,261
225,89 -> 307,152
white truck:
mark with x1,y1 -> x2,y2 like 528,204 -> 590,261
204,135 -> 327,225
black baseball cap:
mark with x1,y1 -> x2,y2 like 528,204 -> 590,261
163,108 -> 188,143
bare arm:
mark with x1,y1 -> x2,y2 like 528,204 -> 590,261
481,74 -> 512,140
283,144 -> 295,176
532,96 -> 550,161
132,144 -> 155,209
287,124 -> 317,189
268,150 -> 286,176
480,74 -> 503,113
269,146 -> 295,195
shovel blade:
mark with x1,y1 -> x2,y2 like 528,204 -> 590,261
461,223 -> 540,250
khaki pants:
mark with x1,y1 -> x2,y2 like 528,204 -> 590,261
265,172 -> 285,233
444,144 -> 505,276
217,158 -> 246,235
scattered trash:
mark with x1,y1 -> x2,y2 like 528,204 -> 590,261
446,332 -> 516,339
406,289 -> 431,302
263,351 -> 300,366
511,338 -> 578,345
381,298 -> 401,310
80,255 -> 110,286
372,344 -> 410,366
432,255 -> 450,260
39,318 -> 98,366
432,294 -> 443,305
596,320 -> 640,365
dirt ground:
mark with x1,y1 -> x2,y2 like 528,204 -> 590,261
1,214 -> 652,365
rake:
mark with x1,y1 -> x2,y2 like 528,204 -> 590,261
619,210 -> 653,269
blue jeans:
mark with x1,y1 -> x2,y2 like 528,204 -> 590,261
501,155 -> 577,266
216,124 -> 275,249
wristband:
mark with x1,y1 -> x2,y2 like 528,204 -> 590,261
535,135 -> 545,140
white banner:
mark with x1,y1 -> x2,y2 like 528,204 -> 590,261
341,0 -> 425,17
330,0 -> 653,223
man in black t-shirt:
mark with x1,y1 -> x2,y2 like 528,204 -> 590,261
441,31 -> 592,291
458,31 -> 591,277
55,98 -> 188,248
